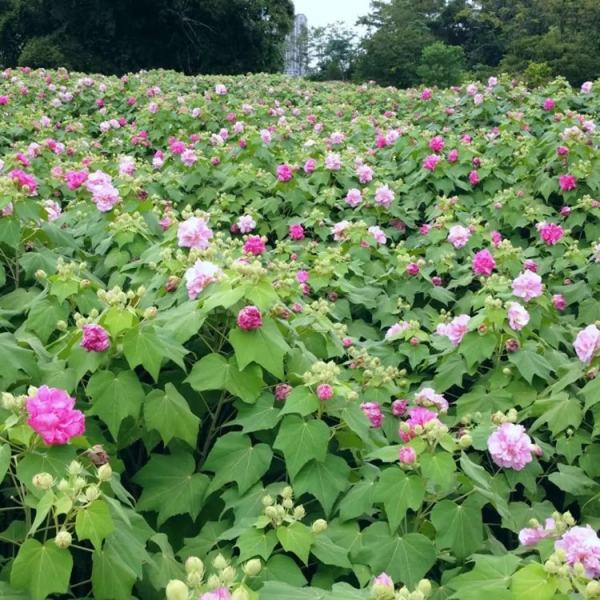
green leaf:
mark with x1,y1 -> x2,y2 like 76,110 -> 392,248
294,454 -> 350,515
134,451 -> 209,526
508,349 -> 553,384
75,499 -> 115,549
17,446 -> 77,494
511,564 -> 557,600
529,394 -> 582,436
229,318 -> 289,378
430,499 -> 483,559
448,554 -> 521,598
548,463 -> 598,495
0,332 -> 38,388
338,477 -> 376,522
144,383 -> 200,447
278,386 -> 320,418
25,296 -> 69,343
203,432 -> 273,494
0,443 -> 11,485
274,416 -> 330,478
420,452 -> 456,492
311,533 -> 352,568
230,393 -> 280,433
186,353 -> 264,404
29,490 -> 54,536
360,524 -> 436,586
92,546 -> 137,600
87,370 -> 144,439
10,539 -> 73,600
122,325 -> 188,381
237,528 -> 278,561
374,468 -> 425,531
276,522 -> 314,565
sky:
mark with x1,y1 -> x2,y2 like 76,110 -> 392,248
293,0 -> 373,30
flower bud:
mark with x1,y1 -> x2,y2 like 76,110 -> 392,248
35,269 -> 47,281
261,494 -> 274,507
243,558 -> 262,577
221,565 -> 236,584
166,579 -> 189,600
68,460 -> 83,476
458,434 -> 472,449
54,530 -> 72,549
586,580 -> 600,598
56,320 -> 68,331
293,505 -> 306,520
97,464 -> 112,482
212,554 -> 228,571
207,574 -> 221,589
85,485 -> 100,502
417,579 -> 432,596
312,519 -> 328,534
409,592 -> 425,600
185,556 -> 204,575
282,498 -> 294,510
281,485 -> 293,499
32,472 -> 54,490
232,588 -> 250,600
143,306 -> 158,319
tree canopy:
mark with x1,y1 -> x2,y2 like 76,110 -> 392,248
0,0 -> 294,74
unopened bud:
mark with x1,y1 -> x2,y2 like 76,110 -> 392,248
312,519 -> 328,534
221,565 -> 236,584
243,558 -> 262,577
85,485 -> 100,502
166,579 -> 189,600
409,592 -> 425,600
97,464 -> 112,482
586,580 -> 600,597
417,579 -> 432,596
56,320 -> 68,331
232,588 -> 250,600
261,494 -> 274,507
32,472 -> 54,490
293,505 -> 306,520
143,306 -> 158,318
68,460 -> 83,476
282,498 -> 294,510
212,554 -> 228,570
458,434 -> 472,448
54,529 -> 72,549
185,556 -> 204,575
35,269 -> 47,280
281,485 -> 293,499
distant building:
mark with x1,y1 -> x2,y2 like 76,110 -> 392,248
284,14 -> 308,76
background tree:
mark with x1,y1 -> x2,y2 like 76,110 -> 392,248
416,42 -> 465,87
0,0 -> 294,74
307,22 -> 356,81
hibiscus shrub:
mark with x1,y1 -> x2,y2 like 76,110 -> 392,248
0,70 -> 600,600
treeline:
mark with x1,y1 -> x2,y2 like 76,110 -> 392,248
307,0 -> 600,87
0,0 -> 294,74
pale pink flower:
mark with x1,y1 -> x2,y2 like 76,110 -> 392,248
214,84 -> 228,95
374,185 -> 394,208
415,387 -> 448,411
507,302 -> 530,331
400,407 -> 440,442
555,526 -> 600,578
325,153 -> 342,171
512,271 -> 543,301
368,226 -> 386,244
447,225 -> 471,248
385,321 -> 410,339
184,260 -> 221,300
398,446 -> 417,465
436,314 -> 470,346
177,217 -> 213,250
519,518 -> 555,545
260,129 -> 272,144
552,294 -> 566,311
26,386 -> 85,445
573,325 -> 600,363
237,215 -> 256,234
581,81 -> 593,94
43,200 -> 61,222
181,148 -> 198,167
487,423 -> 534,470
346,188 -> 362,207
331,220 -> 350,241
357,164 -> 373,183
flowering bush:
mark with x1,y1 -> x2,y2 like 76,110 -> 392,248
0,68 -> 599,599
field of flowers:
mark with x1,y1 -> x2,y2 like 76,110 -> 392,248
0,68 -> 599,600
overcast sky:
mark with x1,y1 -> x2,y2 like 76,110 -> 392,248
293,0 -> 373,30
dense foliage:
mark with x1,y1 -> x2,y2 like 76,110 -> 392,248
0,0 -> 294,74
0,68 -> 600,600
307,0 -> 600,87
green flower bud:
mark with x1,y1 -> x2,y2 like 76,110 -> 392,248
185,556 -> 204,576
231,588 -> 250,600
212,554 -> 228,571
32,472 -> 54,490
243,558 -> 262,577
312,519 -> 328,534
293,505 -> 306,520
221,566 -> 236,584
165,579 -> 189,600
54,530 -> 72,549
416,579 -> 432,596
97,464 -> 112,482
458,434 -> 472,448
68,460 -> 83,476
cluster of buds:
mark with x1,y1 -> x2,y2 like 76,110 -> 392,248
31,459 -> 112,549
166,554 -> 261,600
1,391 -> 26,412
302,299 -> 331,317
491,408 -> 518,425
302,360 -> 340,387
97,284 -> 146,309
370,572 -> 432,600
261,486 -> 306,527
312,248 -> 348,277
229,259 -> 267,282
108,210 -> 148,236
55,257 -> 88,279
73,308 -> 100,329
